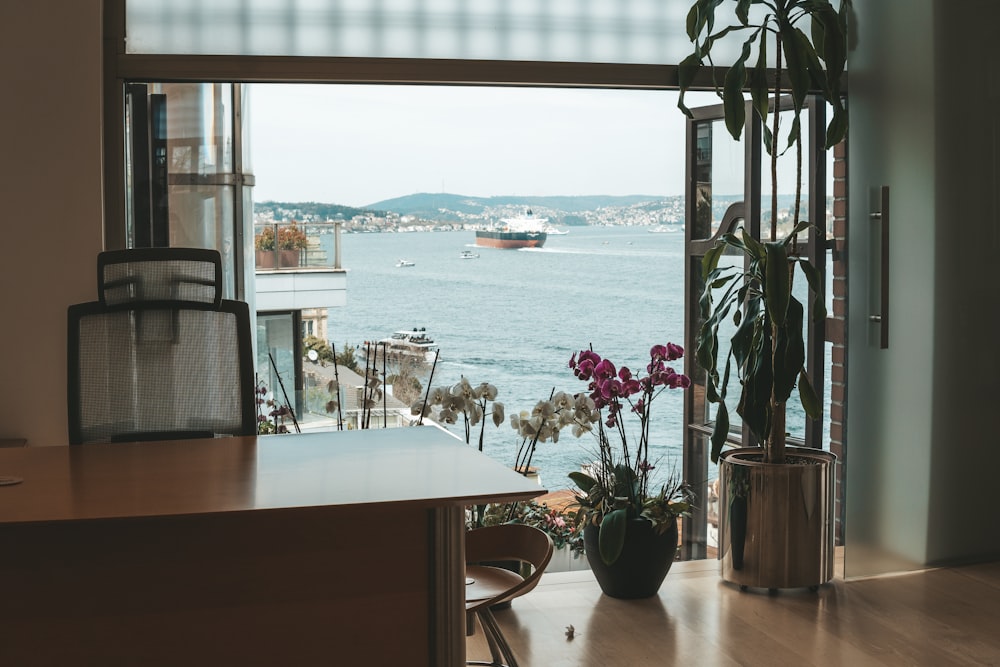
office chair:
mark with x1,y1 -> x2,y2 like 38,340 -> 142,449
465,524 -> 554,667
67,248 -> 256,444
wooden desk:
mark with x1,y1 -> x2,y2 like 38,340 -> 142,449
0,427 -> 543,666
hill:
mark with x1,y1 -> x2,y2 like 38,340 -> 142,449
367,193 -> 669,219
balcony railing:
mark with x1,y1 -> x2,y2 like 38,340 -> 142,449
253,221 -> 343,271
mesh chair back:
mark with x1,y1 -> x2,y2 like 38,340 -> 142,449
68,249 -> 255,445
99,247 -> 222,307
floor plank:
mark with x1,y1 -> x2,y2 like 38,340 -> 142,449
468,559 -> 1000,666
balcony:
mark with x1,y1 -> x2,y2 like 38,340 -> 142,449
253,221 -> 347,311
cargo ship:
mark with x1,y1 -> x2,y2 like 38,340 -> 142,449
475,209 -> 548,249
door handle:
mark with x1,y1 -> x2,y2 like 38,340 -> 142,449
869,186 -> 890,349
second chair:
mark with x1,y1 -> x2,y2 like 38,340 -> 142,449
465,523 -> 554,667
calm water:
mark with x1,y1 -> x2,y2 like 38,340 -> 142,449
321,225 -> 826,490
319,225 -> 690,489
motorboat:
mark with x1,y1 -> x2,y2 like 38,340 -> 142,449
395,259 -> 415,267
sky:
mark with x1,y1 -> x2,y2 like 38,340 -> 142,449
248,84 -> 745,208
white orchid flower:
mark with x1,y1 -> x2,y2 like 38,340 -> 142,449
468,403 -> 483,426
474,382 -> 498,401
438,407 -> 458,424
532,400 -> 555,418
492,402 -> 505,427
552,391 -> 574,410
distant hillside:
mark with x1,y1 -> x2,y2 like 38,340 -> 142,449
255,201 -> 386,221
367,193 -> 667,218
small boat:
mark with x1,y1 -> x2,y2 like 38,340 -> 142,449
395,259 -> 415,267
363,328 -> 437,365
460,250 -> 480,259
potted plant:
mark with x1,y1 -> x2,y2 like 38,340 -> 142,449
255,222 -> 308,268
556,344 -> 694,599
677,0 -> 850,590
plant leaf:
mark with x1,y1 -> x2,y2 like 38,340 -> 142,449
775,297 -> 805,404
710,401 -> 730,463
598,508 -> 629,565
677,53 -> 704,117
764,242 -> 790,327
798,369 -> 822,419
568,471 -> 597,494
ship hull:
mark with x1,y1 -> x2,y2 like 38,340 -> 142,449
475,230 -> 547,249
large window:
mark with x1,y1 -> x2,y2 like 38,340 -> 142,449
105,0 -> 839,561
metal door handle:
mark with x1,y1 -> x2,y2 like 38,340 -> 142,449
869,186 -> 890,349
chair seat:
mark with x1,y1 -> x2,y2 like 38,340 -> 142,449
466,565 -> 524,611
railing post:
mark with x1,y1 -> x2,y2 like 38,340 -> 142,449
334,222 -> 342,270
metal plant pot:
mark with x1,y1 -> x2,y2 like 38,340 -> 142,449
718,446 -> 837,591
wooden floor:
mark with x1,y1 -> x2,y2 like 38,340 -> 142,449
468,557 -> 1000,666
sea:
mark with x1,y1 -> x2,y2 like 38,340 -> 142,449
318,224 -> 828,491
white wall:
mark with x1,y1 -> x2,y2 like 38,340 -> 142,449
0,1 -> 104,445
846,0 -> 1000,575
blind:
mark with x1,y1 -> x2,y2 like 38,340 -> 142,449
125,0 -> 731,65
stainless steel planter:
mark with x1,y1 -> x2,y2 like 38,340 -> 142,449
718,446 -> 837,590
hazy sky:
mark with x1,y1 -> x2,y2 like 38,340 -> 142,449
249,84 -> 743,207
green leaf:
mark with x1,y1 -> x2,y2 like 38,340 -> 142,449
702,241 -> 726,281
722,56 -> 748,141
780,24 -> 811,113
598,508 -> 629,565
826,102 -> 848,148
737,325 -> 772,443
736,0 -> 752,25
741,229 -> 766,262
798,369 -> 822,419
730,296 -> 760,372
677,53 -> 704,117
775,297 -> 805,403
568,471 -> 597,494
710,401 -> 730,463
764,242 -> 790,327
749,32 -> 769,129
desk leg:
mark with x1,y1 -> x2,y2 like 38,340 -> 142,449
432,505 -> 466,666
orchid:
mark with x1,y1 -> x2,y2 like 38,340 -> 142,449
410,376 -> 505,452
566,343 -> 693,566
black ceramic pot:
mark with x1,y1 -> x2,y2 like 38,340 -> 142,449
583,518 -> 679,599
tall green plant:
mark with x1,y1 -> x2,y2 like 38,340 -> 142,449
678,0 -> 850,464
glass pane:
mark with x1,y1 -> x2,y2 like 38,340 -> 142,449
124,83 -> 245,299
125,0 -> 743,64
257,311 -> 297,422
691,118 -> 746,241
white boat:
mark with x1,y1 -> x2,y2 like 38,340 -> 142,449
363,328 -> 437,365
395,259 -> 415,267
544,225 -> 569,235
460,250 -> 480,259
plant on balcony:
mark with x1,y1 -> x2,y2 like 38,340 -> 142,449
277,222 -> 309,250
480,499 -> 584,554
254,227 -> 275,252
255,223 -> 309,252
677,0 -> 849,591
